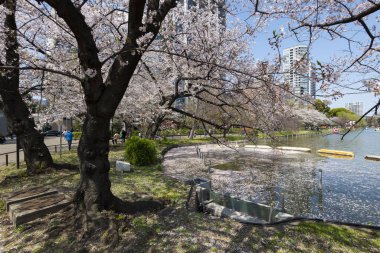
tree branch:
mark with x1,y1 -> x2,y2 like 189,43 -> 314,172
98,0 -> 176,116
37,0 -> 101,71
37,0 -> 104,101
128,0 -> 146,41
0,65 -> 82,81
298,4 -> 380,28
341,98 -> 380,140
169,105 -> 226,130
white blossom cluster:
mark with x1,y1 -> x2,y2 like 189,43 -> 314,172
0,0 -> 379,132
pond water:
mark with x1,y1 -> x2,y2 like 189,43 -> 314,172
208,129 -> 380,226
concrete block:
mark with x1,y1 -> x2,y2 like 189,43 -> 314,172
365,155 -> 380,161
275,212 -> 294,221
204,202 -> 268,224
8,193 -> 71,227
245,145 -> 272,149
116,161 -> 131,172
277,146 -> 311,152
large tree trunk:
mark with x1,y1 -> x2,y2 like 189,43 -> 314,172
74,113 -> 163,213
223,128 -> 228,138
123,120 -> 134,137
74,113 -> 114,211
145,115 -> 165,139
0,0 -> 52,173
189,99 -> 200,139
1,93 -> 53,173
38,0 -> 176,214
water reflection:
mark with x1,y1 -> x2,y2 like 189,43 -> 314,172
208,130 -> 380,225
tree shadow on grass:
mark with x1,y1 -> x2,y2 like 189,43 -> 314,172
224,220 -> 380,253
8,201 -> 378,253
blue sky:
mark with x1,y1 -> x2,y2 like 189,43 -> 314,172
232,8 -> 380,114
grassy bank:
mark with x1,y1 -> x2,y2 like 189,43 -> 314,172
0,143 -> 379,252
161,129 -> 329,143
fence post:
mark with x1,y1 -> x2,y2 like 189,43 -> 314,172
60,125 -> 62,158
16,137 -> 20,169
5,154 -> 8,166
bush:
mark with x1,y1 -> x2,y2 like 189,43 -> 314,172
160,128 -> 193,136
72,132 -> 82,140
125,137 -> 157,166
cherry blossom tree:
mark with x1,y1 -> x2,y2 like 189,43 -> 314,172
250,0 -> 380,110
294,108 -> 331,129
118,4 -> 291,141
4,0 -> 380,217
39,0 -> 178,213
0,0 -> 53,173
1,0 -> 179,213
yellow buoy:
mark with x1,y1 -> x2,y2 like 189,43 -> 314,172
317,149 -> 354,157
318,153 -> 354,160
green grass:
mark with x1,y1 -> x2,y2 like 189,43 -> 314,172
156,130 -> 326,144
110,164 -> 187,204
0,143 -> 379,252
257,129 -> 329,138
293,222 -> 380,252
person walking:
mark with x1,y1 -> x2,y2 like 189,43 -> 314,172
120,129 -> 126,143
112,132 -> 120,144
65,129 -> 73,151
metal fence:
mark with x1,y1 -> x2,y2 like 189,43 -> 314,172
0,143 -> 78,167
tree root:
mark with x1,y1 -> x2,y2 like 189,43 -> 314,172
51,162 -> 79,171
111,195 -> 164,214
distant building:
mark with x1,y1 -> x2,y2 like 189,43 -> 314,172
175,0 -> 226,109
283,45 -> 316,99
179,0 -> 226,24
345,102 -> 364,116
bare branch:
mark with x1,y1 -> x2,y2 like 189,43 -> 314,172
341,98 -> 380,140
298,4 -> 380,28
40,0 -> 101,70
0,65 -> 82,81
169,105 -> 226,130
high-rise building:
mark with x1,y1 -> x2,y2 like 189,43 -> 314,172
283,45 -> 316,99
175,0 -> 226,109
345,102 -> 364,116
179,0 -> 226,24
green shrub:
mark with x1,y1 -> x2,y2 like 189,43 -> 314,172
160,128 -> 189,136
72,132 -> 82,140
125,137 -> 157,166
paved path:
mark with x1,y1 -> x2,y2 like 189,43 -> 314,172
0,137 -> 79,166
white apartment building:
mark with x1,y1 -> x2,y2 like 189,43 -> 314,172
175,0 -> 226,109
345,102 -> 364,116
283,45 -> 316,98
